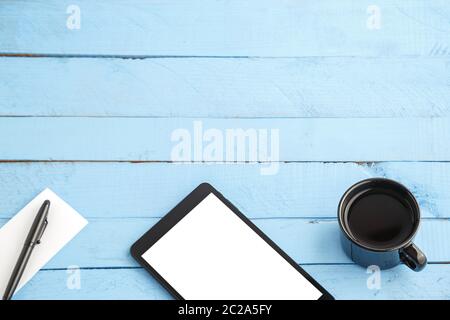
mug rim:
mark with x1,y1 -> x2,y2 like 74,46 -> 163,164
337,178 -> 421,253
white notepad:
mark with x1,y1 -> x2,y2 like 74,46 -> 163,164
0,188 -> 88,296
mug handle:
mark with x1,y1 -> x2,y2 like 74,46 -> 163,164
400,243 -> 427,272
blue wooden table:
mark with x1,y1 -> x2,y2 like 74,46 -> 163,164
1,0 -> 449,299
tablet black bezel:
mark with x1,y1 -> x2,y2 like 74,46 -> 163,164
130,182 -> 334,300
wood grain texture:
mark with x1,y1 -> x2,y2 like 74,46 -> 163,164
0,162 -> 449,219
1,57 -> 450,117
1,217 -> 448,268
1,0 -> 450,57
13,265 -> 450,300
1,117 -> 450,161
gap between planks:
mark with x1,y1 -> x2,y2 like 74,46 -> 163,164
0,217 -> 447,221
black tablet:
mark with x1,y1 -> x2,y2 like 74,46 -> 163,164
131,183 -> 334,300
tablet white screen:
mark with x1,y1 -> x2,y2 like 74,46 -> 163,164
142,193 -> 323,300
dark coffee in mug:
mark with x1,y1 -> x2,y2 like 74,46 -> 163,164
346,189 -> 415,250
338,178 -> 427,271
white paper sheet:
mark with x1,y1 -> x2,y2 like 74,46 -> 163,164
0,188 -> 88,296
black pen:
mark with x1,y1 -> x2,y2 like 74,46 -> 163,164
2,200 -> 50,300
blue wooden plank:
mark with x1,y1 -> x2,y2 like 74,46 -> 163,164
13,265 -> 450,299
0,162 -> 449,219
1,57 -> 449,117
1,0 -> 449,57
0,118 -> 449,161
1,218 -> 447,268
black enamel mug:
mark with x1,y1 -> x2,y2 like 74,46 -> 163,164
338,178 -> 427,271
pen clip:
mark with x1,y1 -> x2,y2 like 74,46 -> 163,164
36,219 -> 48,245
